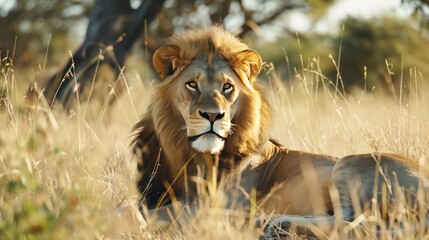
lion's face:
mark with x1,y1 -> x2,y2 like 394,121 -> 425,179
150,26 -> 266,156
174,56 -> 241,154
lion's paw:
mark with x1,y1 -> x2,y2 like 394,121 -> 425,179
259,215 -> 334,240
261,217 -> 293,239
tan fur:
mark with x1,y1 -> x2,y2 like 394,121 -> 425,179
132,27 -> 428,233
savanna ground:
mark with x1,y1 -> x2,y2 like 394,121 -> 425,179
1,48 -> 429,239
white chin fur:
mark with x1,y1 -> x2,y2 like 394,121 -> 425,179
191,134 -> 225,154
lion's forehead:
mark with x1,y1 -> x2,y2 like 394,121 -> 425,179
184,58 -> 238,88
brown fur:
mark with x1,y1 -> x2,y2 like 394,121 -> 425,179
132,27 -> 427,233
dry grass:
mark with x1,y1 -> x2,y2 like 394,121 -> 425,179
1,51 -> 429,240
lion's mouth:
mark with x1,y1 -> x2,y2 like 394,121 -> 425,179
188,130 -> 227,142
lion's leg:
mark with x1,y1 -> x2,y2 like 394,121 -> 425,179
332,153 -> 420,221
331,156 -> 373,221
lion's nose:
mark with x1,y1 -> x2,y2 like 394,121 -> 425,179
199,111 -> 225,123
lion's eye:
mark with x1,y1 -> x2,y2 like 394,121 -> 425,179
223,83 -> 234,94
186,81 -> 198,92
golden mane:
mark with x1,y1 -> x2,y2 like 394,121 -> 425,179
132,26 -> 271,208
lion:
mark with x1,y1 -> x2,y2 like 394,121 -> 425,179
131,26 -> 428,237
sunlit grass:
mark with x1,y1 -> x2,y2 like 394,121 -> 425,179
1,49 -> 429,239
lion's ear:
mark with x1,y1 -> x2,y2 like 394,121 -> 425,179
234,49 -> 263,83
152,46 -> 181,79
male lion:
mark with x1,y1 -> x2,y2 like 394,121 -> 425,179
132,26 -> 428,237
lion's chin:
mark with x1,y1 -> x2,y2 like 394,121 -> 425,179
190,134 -> 225,154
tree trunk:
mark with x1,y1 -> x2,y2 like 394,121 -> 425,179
41,0 -> 165,109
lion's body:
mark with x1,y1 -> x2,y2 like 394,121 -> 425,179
131,26 -> 428,233
250,148 -> 335,215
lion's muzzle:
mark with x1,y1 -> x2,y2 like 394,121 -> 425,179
188,110 -> 228,142
187,109 -> 231,154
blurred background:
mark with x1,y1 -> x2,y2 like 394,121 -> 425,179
1,0 -> 428,106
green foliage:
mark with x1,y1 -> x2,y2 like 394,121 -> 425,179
401,0 -> 429,31
256,34 -> 332,82
330,16 -> 429,93
306,0 -> 338,19
255,16 -> 429,95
